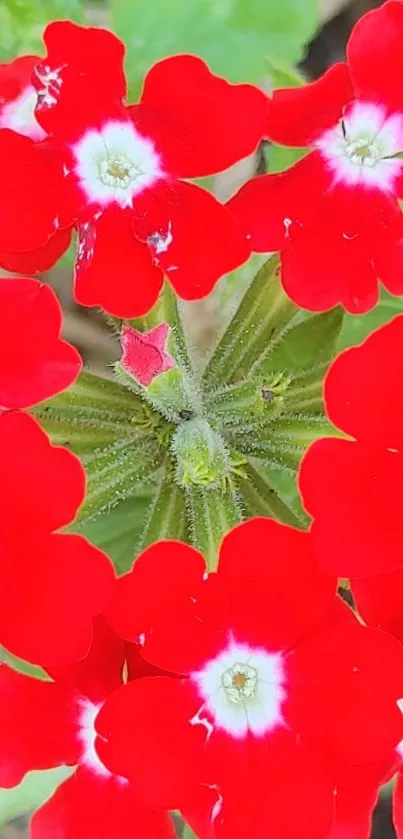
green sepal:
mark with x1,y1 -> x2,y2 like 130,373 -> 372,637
136,460 -> 188,553
186,483 -> 242,570
76,436 -> 165,524
202,257 -> 296,387
283,363 -> 330,414
172,417 -> 231,488
237,458 -> 304,528
229,414 -> 334,472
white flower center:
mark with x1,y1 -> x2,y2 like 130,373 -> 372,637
0,85 -> 46,142
316,101 -> 403,191
221,663 -> 258,702
191,640 -> 286,739
72,120 -> 163,209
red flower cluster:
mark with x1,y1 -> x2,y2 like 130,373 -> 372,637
229,0 -> 403,313
2,3 -> 403,838
0,22 -> 267,317
299,314 -> 403,836
0,617 -> 175,839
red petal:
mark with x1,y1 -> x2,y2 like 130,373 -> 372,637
74,207 -> 163,318
0,131 -> 65,251
352,569 -> 403,643
329,759 -> 395,839
0,278 -> 81,409
266,63 -> 353,146
0,227 -> 71,275
95,677 -> 203,809
142,575 -> 230,675
300,438 -> 403,577
106,541 -> 205,642
324,315 -> 403,448
31,766 -> 176,839
347,1 -> 403,112
281,222 -> 379,314
0,665 -> 80,787
33,22 -> 126,137
0,412 -> 84,539
227,151 -> 329,253
217,518 -> 336,650
0,533 -> 115,666
131,180 -> 250,300
285,621 -> 403,764
140,55 -> 267,178
205,731 -> 334,839
0,55 -> 39,102
47,617 -> 125,703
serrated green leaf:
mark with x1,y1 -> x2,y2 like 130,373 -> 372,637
71,490 -> 154,573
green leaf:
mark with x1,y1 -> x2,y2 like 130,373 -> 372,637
136,461 -> 188,554
186,483 -> 242,570
338,292 -> 403,351
202,257 -> 297,388
0,767 -> 73,828
265,308 -> 344,374
237,458 -> 304,527
71,490 -> 154,574
111,0 -> 318,94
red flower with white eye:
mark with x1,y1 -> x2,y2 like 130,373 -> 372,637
0,411 -> 115,665
0,617 -> 175,839
0,21 -> 267,318
0,277 -> 81,409
93,520 -> 403,839
299,314 -> 403,580
228,0 -> 403,314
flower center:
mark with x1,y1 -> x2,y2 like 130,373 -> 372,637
344,134 -> 380,168
222,663 -> 258,703
99,154 -> 142,188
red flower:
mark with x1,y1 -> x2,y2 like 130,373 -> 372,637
120,323 -> 175,386
228,0 -> 403,314
0,617 -> 175,839
0,22 -> 267,318
299,314 -> 403,579
0,411 -> 115,665
93,520 -> 403,839
0,55 -> 72,273
0,277 -> 81,409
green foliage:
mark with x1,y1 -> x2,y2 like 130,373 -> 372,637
112,0 -> 318,96
338,291 -> 403,350
0,768 -> 72,828
38,260 -> 343,570
0,0 -> 85,59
